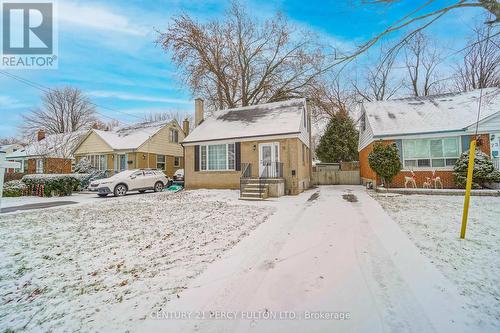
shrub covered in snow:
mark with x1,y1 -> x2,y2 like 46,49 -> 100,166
2,180 -> 27,197
368,142 -> 402,188
22,174 -> 80,197
73,158 -> 108,189
453,148 -> 500,188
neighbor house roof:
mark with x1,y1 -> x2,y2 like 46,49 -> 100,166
90,120 -> 175,150
7,132 -> 85,159
183,99 -> 308,144
363,88 -> 499,138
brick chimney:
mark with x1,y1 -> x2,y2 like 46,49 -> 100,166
37,129 -> 46,141
195,98 -> 204,127
182,118 -> 190,136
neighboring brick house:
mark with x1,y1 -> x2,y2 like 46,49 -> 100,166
6,130 -> 84,174
182,98 -> 312,198
358,88 -> 500,188
73,120 -> 186,177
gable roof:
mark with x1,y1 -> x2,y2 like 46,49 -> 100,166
89,120 -> 176,150
363,88 -> 500,138
183,99 -> 307,144
7,132 -> 85,159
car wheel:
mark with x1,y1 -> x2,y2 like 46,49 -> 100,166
98,193 -> 108,197
138,190 -> 146,193
114,184 -> 127,197
154,182 -> 164,192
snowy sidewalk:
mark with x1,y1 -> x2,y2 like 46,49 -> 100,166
142,186 -> 472,333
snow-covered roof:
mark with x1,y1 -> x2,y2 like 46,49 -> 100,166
0,143 -> 23,154
7,132 -> 85,159
92,120 -> 174,150
363,88 -> 500,137
183,99 -> 307,144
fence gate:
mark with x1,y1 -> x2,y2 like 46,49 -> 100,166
312,170 -> 361,185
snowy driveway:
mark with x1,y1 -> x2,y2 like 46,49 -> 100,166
144,186 -> 472,333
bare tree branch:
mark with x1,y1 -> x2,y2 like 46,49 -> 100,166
157,1 -> 328,110
21,87 -> 97,136
454,24 -> 500,91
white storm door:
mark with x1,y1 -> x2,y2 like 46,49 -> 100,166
259,143 -> 280,177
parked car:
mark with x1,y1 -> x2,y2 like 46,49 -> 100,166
89,169 -> 170,197
173,169 -> 184,182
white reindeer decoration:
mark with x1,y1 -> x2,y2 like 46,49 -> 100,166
423,177 -> 432,189
404,170 -> 417,188
431,170 -> 443,189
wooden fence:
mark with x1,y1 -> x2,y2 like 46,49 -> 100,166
312,170 -> 361,185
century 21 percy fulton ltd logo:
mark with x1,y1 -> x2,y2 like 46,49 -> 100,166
1,1 -> 58,69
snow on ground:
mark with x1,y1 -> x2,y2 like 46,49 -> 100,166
371,193 -> 500,332
1,192 -> 101,209
0,190 -> 274,332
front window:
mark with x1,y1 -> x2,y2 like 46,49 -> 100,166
200,143 -> 235,171
170,129 -> 179,143
403,137 -> 460,168
36,159 -> 43,173
86,155 -> 107,171
157,155 -> 166,170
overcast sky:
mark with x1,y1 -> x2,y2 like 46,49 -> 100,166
0,0 -> 488,137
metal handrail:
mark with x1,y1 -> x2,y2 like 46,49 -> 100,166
493,157 -> 500,171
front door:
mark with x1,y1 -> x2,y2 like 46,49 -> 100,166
259,143 -> 280,177
118,154 -> 127,172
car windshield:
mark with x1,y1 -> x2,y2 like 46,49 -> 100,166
108,170 -> 137,179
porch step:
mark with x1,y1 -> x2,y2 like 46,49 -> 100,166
239,196 -> 267,201
239,183 -> 269,200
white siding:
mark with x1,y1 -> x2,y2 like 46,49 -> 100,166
358,107 -> 374,151
466,112 -> 500,133
297,104 -> 311,148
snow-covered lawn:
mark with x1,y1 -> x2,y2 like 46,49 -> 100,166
1,192 -> 101,209
372,193 -> 500,332
0,190 -> 274,332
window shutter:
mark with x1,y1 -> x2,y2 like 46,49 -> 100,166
394,139 -> 403,164
194,145 -> 200,171
235,142 -> 241,171
461,135 -> 472,152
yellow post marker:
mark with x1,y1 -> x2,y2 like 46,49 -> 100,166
460,139 -> 476,239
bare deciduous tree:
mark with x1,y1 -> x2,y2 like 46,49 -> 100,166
142,111 -> 192,125
91,119 -> 121,131
454,24 -> 500,91
158,1 -> 327,110
308,76 -> 357,119
0,137 -> 20,145
345,1 -> 499,63
21,87 -> 97,135
403,32 -> 443,96
352,48 -> 402,102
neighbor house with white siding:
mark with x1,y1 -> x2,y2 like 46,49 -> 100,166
358,88 -> 500,188
73,119 -> 188,177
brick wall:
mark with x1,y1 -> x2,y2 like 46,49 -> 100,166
359,135 -> 491,188
185,138 -> 311,195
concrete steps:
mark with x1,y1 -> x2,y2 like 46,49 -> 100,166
240,182 -> 269,200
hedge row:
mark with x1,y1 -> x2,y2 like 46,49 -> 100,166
22,174 -> 81,197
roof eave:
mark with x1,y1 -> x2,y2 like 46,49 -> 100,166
182,131 -> 302,145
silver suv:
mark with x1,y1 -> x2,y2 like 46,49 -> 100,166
89,169 -> 170,197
